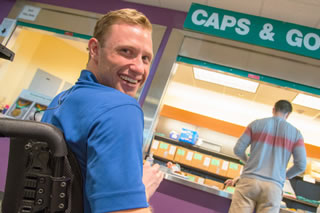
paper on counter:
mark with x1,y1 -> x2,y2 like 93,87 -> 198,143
283,179 -> 296,198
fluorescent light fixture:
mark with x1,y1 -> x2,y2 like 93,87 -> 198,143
293,93 -> 320,110
193,67 -> 259,93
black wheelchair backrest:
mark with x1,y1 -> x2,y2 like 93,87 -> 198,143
0,118 -> 83,213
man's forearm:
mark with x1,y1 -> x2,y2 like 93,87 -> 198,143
234,143 -> 248,162
287,147 -> 307,179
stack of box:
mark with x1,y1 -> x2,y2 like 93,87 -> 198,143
209,157 -> 230,176
150,139 -> 160,154
149,139 -> 241,191
191,152 -> 211,171
183,172 -> 205,184
204,179 -> 225,190
153,141 -> 177,161
173,147 -> 194,167
226,162 -> 243,179
174,147 -> 187,164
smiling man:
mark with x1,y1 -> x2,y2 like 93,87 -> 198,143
42,9 -> 163,213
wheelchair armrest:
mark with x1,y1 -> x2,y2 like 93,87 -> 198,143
0,118 -> 67,157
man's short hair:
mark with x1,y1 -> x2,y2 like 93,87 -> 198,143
93,8 -> 152,46
274,100 -> 293,114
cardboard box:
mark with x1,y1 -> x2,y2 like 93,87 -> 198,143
184,172 -> 203,184
197,177 -> 205,184
150,139 -> 160,154
208,157 -> 229,177
153,141 -> 168,158
204,179 -> 224,190
185,173 -> 197,182
208,157 -> 221,174
226,162 -> 243,179
219,160 -> 229,177
201,155 -> 212,171
191,152 -> 211,171
174,148 -> 194,166
183,150 -> 195,167
174,147 -> 187,164
166,144 -> 177,161
154,142 -> 177,160
191,152 -> 203,169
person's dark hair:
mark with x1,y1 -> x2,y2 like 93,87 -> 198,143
274,100 -> 292,114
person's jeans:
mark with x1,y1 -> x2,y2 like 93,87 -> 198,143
228,177 -> 282,213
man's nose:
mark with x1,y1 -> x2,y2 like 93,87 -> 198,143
130,57 -> 145,74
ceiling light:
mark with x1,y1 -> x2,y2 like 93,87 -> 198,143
193,67 -> 259,93
293,93 -> 320,110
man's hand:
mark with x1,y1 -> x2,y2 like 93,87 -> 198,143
224,176 -> 240,188
143,161 -> 164,201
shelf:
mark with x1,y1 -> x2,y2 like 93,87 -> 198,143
294,174 -> 320,185
283,196 -> 319,209
153,155 -> 230,182
154,135 -> 241,164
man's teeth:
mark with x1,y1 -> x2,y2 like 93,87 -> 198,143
120,75 -> 138,84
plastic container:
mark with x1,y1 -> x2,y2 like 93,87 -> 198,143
146,153 -> 154,165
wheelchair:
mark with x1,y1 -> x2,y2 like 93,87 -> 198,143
0,118 -> 83,213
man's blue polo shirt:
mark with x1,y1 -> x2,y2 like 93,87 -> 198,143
42,70 -> 148,212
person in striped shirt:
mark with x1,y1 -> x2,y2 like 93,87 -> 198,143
228,100 -> 307,213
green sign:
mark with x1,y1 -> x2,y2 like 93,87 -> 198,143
194,153 -> 203,160
187,175 -> 195,182
177,149 -> 185,156
211,159 -> 220,166
225,186 -> 235,194
229,162 -> 239,170
184,3 -> 320,59
159,142 -> 168,149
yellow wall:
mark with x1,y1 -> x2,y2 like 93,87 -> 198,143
0,27 -> 88,106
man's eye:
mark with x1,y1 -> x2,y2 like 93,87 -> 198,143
120,49 -> 131,55
142,56 -> 151,64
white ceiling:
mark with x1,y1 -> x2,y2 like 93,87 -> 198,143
124,0 -> 320,28
173,63 -> 320,119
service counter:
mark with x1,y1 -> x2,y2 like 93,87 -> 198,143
150,172 -> 317,213
148,135 -> 319,213
149,172 -> 232,213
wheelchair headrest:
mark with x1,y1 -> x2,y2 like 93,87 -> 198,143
0,118 -> 67,157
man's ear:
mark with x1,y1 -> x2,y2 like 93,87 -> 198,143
88,38 -> 99,63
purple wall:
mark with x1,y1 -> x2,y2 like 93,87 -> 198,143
1,0 -> 186,28
0,138 -> 9,192
0,0 -> 17,23
150,179 -> 231,213
29,0 -> 187,29
0,0 -> 186,33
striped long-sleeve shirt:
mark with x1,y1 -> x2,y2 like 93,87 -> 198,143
234,116 -> 307,188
